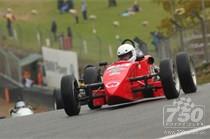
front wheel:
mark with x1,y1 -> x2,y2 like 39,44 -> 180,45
176,52 -> 197,93
160,59 -> 180,99
61,75 -> 81,116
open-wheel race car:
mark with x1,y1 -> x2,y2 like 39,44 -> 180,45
60,39 -> 197,116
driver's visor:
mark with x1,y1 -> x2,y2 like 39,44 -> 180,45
118,51 -> 132,61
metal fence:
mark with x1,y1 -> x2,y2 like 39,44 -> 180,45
0,23 -> 119,64
156,22 -> 210,67
0,49 -> 21,83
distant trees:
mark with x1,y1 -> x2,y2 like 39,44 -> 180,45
154,0 -> 210,36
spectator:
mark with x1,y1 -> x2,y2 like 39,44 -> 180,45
51,19 -> 57,41
59,32 -> 64,49
66,0 -> 74,10
67,26 -> 73,37
75,14 -> 79,24
22,70 -> 34,88
81,0 -> 88,20
108,0 -> 117,7
121,0 -> 141,17
151,31 -> 161,57
37,62 -> 44,86
65,26 -> 73,49
69,9 -> 79,24
4,8 -> 15,37
61,3 -> 69,13
57,0 -> 64,13
132,0 -> 140,12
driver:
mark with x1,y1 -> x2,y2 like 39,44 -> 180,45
10,101 -> 26,115
10,101 -> 34,117
15,101 -> 26,109
117,43 -> 143,62
117,44 -> 137,62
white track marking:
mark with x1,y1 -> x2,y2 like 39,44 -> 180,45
158,125 -> 210,139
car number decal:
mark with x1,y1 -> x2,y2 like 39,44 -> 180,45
105,81 -> 120,88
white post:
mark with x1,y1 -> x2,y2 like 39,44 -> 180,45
13,29 -> 18,40
83,40 -> 88,54
109,45 -> 113,58
46,38 -> 50,47
37,32 -> 41,47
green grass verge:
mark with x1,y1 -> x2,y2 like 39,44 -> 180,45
0,0 -> 168,63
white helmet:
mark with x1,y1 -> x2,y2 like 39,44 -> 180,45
15,101 -> 26,109
117,44 -> 137,62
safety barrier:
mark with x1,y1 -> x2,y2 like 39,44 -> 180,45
0,86 -> 55,111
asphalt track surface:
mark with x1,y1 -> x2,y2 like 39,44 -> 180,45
0,83 -> 209,139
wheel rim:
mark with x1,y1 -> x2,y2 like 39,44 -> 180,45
190,61 -> 197,86
174,71 -> 180,92
172,63 -> 180,93
73,80 -> 80,109
54,102 -> 57,110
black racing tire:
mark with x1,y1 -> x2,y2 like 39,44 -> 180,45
61,75 -> 81,116
160,59 -> 180,99
53,89 -> 63,110
176,52 -> 197,93
84,67 -> 102,110
84,64 -> 94,69
0,116 -> 5,119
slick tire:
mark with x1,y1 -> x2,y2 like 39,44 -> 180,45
160,59 -> 180,99
176,52 -> 197,93
84,67 -> 102,109
61,75 -> 81,116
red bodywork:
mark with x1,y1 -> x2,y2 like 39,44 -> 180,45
91,55 -> 165,106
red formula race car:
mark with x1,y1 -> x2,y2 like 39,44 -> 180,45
60,39 -> 197,116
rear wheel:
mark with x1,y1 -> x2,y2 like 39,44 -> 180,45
84,67 -> 102,109
160,59 -> 180,99
61,75 -> 80,116
176,52 -> 197,93
0,116 -> 5,119
53,89 -> 63,110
